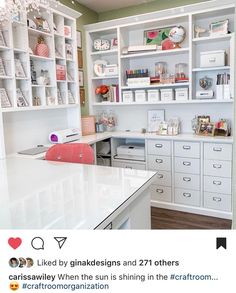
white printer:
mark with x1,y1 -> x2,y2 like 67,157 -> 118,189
116,144 -> 145,161
49,128 -> 80,144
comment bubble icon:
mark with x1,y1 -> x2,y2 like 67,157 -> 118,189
31,237 -> 44,250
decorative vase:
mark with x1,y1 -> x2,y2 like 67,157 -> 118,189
35,36 -> 49,57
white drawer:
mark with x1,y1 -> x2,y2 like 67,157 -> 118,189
204,176 -> 231,194
204,160 -> 232,178
174,141 -> 200,158
175,188 -> 200,207
204,143 -> 232,161
174,157 -> 200,174
175,173 -> 200,190
112,160 -> 146,170
147,140 -> 171,156
154,171 -> 171,187
147,155 -> 171,171
150,185 -> 172,203
204,192 -> 231,212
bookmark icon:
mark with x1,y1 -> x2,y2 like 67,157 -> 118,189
54,237 -> 67,249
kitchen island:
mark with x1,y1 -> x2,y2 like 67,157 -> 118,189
0,158 -> 156,229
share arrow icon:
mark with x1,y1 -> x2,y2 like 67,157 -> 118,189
54,237 -> 67,249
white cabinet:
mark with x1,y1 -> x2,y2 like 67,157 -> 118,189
174,173 -> 200,191
147,155 -> 171,172
174,141 -> 200,158
112,160 -> 145,170
150,185 -> 172,203
147,140 -> 171,156
174,157 -> 200,174
204,192 -> 231,212
175,188 -> 200,207
204,143 -> 232,161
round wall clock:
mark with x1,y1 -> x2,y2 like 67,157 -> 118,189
93,39 -> 110,51
94,60 -> 108,76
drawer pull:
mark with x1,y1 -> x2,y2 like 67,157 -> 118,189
125,166 -> 133,169
183,177 -> 191,182
183,192 -> 191,198
155,144 -> 163,148
213,180 -> 222,185
156,189 -> 164,194
213,197 -> 222,202
157,174 -> 164,179
183,161 -> 191,166
213,147 -> 222,152
183,145 -> 191,150
155,159 -> 163,164
213,164 -> 222,169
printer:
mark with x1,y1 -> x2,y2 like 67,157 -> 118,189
116,144 -> 145,161
49,128 -> 80,144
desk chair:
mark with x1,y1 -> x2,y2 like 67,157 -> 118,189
45,143 -> 94,165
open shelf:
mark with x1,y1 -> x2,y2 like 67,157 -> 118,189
121,83 -> 190,90
192,34 -> 233,44
120,48 -> 189,59
91,49 -> 118,56
192,66 -> 230,72
1,103 -> 79,113
28,27 -> 52,38
92,76 -> 119,80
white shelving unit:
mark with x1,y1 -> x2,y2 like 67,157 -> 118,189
85,0 -> 235,133
0,3 -> 81,158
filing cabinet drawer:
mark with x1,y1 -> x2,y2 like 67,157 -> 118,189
175,188 -> 200,207
175,173 -> 200,190
150,185 -> 172,203
204,192 -> 231,212
174,141 -> 200,158
204,143 -> 232,161
204,176 -> 231,194
147,155 -> 171,171
112,160 -> 146,170
204,160 -> 232,178
174,157 -> 200,174
154,171 -> 171,187
147,140 -> 171,156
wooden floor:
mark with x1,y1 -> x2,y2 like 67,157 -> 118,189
151,207 -> 232,229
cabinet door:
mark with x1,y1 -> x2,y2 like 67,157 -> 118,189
175,173 -> 200,190
174,141 -> 200,158
150,185 -> 172,202
174,157 -> 200,174
147,140 -> 171,156
204,192 -> 231,212
112,160 -> 146,170
204,160 -> 231,178
204,176 -> 231,194
175,188 -> 200,207
204,143 -> 232,161
154,171 -> 171,187
147,155 -> 171,171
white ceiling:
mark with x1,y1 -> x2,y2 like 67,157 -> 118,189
76,0 -> 156,13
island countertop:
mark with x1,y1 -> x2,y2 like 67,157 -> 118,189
0,158 -> 156,229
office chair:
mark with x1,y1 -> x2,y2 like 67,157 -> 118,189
45,143 -> 94,165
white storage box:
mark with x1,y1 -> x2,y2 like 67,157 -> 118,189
135,90 -> 146,102
117,144 -> 145,160
147,90 -> 159,102
175,88 -> 188,101
160,89 -> 174,101
122,91 -> 133,103
200,50 -> 225,68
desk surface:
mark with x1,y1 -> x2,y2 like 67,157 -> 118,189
0,158 -> 156,229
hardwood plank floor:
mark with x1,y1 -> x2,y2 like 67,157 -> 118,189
151,207 -> 232,229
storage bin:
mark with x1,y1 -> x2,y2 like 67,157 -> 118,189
200,50 -> 225,68
135,90 -> 146,102
122,91 -> 133,103
147,90 -> 159,102
175,88 -> 188,101
160,89 -> 174,101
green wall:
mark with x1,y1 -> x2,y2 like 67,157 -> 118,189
60,0 -> 98,116
98,0 -> 208,21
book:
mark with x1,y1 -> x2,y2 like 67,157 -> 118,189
65,43 -> 73,60
16,88 -> 28,107
0,88 -> 11,108
15,59 -> 26,78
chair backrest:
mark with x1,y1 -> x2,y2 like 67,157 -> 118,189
45,143 -> 94,165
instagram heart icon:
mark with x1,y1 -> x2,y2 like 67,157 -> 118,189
8,237 -> 22,250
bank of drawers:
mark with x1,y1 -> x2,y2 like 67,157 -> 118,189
203,143 -> 232,212
174,141 -> 201,207
147,140 -> 172,203
112,160 -> 146,170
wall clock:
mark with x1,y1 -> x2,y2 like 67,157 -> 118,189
94,60 -> 108,76
93,39 -> 110,51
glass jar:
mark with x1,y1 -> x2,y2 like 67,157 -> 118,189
155,62 -> 167,80
175,63 -> 188,82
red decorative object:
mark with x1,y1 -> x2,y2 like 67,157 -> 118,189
35,35 -> 49,57
56,64 -> 66,80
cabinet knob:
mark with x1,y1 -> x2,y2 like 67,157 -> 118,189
183,161 -> 191,166
213,180 -> 222,185
155,159 -> 163,163
183,177 -> 191,182
213,164 -> 222,169
183,145 -> 191,150
155,144 -> 163,148
156,189 -> 164,194
157,174 -> 164,179
213,197 -> 222,202
183,192 -> 191,198
213,147 -> 222,152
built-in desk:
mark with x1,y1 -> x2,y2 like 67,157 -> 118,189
0,158 -> 156,229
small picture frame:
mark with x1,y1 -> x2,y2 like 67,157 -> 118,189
80,88 -> 85,105
78,70 -> 84,87
68,90 -> 75,104
111,38 -> 118,49
16,88 -> 28,107
198,122 -> 215,136
198,115 -> 210,124
77,30 -> 82,49
0,31 -> 6,47
144,26 -> 174,49
15,59 -> 26,78
210,19 -> 229,36
147,109 -> 165,132
0,88 -> 11,108
78,50 -> 83,68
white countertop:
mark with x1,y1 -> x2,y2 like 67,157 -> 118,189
0,158 -> 156,229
